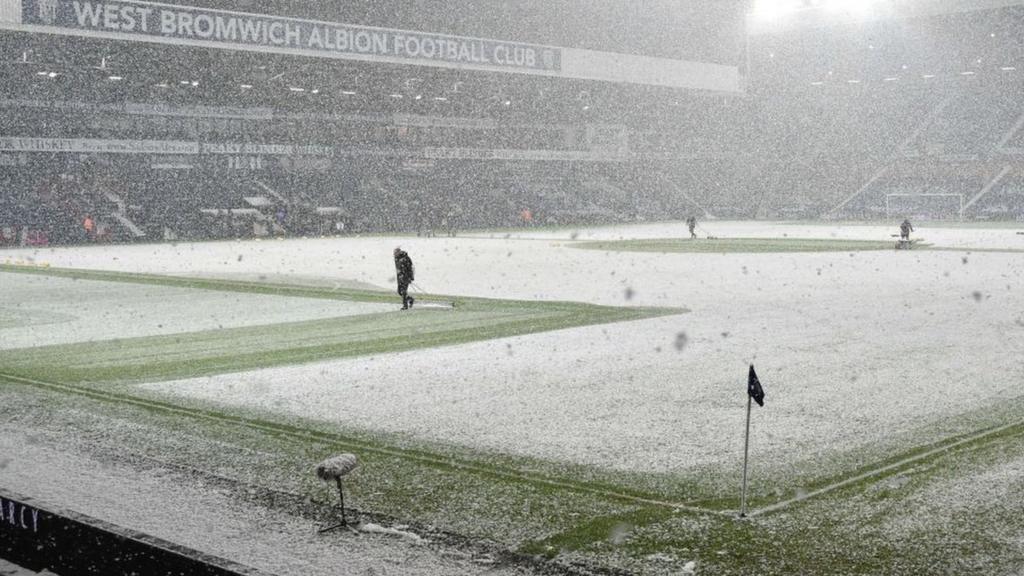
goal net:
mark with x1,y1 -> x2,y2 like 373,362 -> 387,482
885,193 -> 964,221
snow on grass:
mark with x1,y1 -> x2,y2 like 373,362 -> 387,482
0,383 -> 640,559
0,272 -> 392,350
359,522 -> 426,543
3,221 -> 1024,573
461,221 -> 1024,252
4,222 -> 1023,484
79,222 -> 1019,485
877,442 -> 1024,543
0,426 -> 527,576
1,222 -> 1020,309
575,237 -> 897,253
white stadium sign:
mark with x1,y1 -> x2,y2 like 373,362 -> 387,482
0,0 -> 742,91
13,0 -> 560,72
0,136 -> 632,162
0,136 -> 199,154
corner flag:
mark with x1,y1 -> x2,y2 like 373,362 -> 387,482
748,365 -> 765,407
740,365 -> 766,517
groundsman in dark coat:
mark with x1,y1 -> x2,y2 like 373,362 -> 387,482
394,247 -> 415,310
900,219 -> 914,241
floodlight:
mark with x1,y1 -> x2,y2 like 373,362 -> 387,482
751,0 -> 801,21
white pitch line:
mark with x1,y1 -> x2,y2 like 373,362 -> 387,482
0,373 -> 722,517
5,371 -> 1019,522
745,418 -> 1024,518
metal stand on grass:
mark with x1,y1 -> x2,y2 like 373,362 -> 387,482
316,454 -> 360,534
318,476 -> 351,534
740,393 -> 752,518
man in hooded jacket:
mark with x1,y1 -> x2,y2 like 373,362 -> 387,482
900,219 -> 914,241
394,247 -> 415,310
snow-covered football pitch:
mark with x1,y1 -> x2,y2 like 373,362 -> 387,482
2,220 -> 1023,575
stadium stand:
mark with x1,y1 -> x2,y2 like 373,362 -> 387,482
742,2 -> 1024,221
0,0 -> 1022,245
972,167 -> 1024,219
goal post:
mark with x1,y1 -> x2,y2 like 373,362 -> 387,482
885,193 -> 965,221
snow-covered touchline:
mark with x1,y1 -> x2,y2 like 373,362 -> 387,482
746,418 -> 1024,518
7,367 -> 1021,523
0,372 -> 724,516
3,223 -> 1023,543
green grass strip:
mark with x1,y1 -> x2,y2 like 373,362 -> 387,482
0,264 -> 680,384
0,306 -> 644,384
574,238 -> 899,254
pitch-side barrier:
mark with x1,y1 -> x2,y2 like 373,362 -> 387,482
0,488 -> 265,576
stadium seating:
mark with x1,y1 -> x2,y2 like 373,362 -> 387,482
1,1 -> 1022,244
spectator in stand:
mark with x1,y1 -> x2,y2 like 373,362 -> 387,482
520,208 -> 533,227
83,214 -> 95,242
275,206 -> 288,232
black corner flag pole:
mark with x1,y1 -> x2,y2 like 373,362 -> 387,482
740,365 -> 765,518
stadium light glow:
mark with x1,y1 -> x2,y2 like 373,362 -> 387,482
341,90 -> 357,95
750,0 -> 884,23
107,75 -> 123,81
823,0 -> 880,17
751,0 -> 801,21
288,86 -> 305,92
390,93 -> 404,98
239,84 -> 253,89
